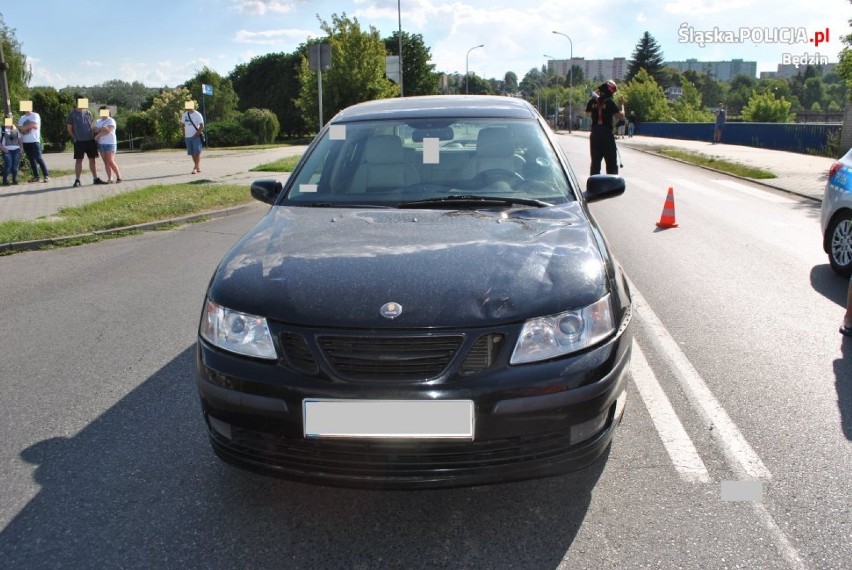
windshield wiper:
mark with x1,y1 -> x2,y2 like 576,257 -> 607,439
289,202 -> 392,208
398,195 -> 552,209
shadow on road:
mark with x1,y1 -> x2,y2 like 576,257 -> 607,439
0,346 -> 605,568
833,342 -> 852,440
811,264 -> 852,440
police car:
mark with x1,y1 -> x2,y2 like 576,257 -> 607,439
821,148 -> 852,277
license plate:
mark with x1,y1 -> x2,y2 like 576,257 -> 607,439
303,399 -> 475,439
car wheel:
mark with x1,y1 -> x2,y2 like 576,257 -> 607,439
827,213 -> 852,277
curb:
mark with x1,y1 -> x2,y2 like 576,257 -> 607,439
0,203 -> 261,255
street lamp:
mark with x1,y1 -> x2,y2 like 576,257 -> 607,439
544,54 -> 556,127
552,31 -> 573,132
465,44 -> 484,95
397,0 -> 403,97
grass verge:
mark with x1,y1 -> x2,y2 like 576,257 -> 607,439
250,155 -> 302,173
0,181 -> 253,249
655,147 -> 776,179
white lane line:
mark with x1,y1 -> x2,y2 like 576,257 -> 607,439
750,502 -> 808,570
631,286 -> 772,481
630,340 -> 710,483
712,179 -> 794,203
631,285 -> 807,569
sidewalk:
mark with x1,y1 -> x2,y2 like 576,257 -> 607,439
565,131 -> 835,202
0,146 -> 306,222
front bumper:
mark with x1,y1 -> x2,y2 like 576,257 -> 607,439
196,321 -> 632,489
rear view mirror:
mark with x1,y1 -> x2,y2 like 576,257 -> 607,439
412,127 -> 454,142
251,179 -> 284,205
584,175 -> 625,203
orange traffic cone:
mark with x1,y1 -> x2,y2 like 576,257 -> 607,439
656,187 -> 678,228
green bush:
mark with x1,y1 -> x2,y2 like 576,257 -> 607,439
206,121 -> 255,147
239,108 -> 280,144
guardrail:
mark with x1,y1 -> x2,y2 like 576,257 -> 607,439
633,122 -> 841,155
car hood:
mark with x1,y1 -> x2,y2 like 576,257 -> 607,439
210,204 -> 609,328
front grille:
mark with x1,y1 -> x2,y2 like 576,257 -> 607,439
280,332 -> 319,374
460,334 -> 505,375
317,334 -> 464,381
225,426 -> 584,479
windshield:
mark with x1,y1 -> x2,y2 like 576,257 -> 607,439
283,117 -> 575,208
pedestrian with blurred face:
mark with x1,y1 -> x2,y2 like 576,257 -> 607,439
181,101 -> 205,174
67,99 -> 106,186
1,113 -> 22,186
18,104 -> 50,183
94,106 -> 122,183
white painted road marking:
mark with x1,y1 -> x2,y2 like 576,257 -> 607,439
629,283 -> 807,569
630,341 -> 710,483
630,285 -> 772,480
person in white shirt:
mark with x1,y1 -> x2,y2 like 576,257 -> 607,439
181,103 -> 205,174
18,109 -> 50,183
94,106 -> 122,183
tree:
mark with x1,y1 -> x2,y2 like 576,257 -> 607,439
30,87 -> 73,151
503,71 -> 518,94
239,108 -> 280,144
519,67 -> 545,98
837,2 -> 852,97
726,74 -> 757,115
626,32 -> 665,86
296,13 -> 397,132
88,80 -> 155,111
230,51 -> 307,138
569,64 -> 585,85
383,31 -> 439,96
183,67 -> 240,123
0,13 -> 32,112
682,70 -> 727,112
464,73 -> 492,95
670,79 -> 713,122
147,87 -> 192,147
741,90 -> 793,122
801,77 -> 826,110
620,69 -> 670,122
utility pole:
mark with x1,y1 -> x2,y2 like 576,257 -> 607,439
0,42 -> 12,117
397,0 -> 403,97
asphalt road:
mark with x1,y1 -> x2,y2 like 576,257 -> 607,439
0,140 -> 849,569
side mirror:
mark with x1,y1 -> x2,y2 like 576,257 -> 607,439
250,179 -> 284,205
584,175 -> 626,203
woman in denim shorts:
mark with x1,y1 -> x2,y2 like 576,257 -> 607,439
94,106 -> 122,183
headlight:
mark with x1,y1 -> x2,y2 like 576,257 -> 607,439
510,294 -> 614,364
199,298 -> 277,360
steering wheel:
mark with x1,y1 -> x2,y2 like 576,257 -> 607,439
475,169 -> 525,186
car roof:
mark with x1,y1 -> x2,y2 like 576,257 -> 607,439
330,95 -> 540,123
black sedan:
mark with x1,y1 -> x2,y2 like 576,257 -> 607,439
195,95 -> 633,489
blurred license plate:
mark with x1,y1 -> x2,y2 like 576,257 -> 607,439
303,400 -> 474,439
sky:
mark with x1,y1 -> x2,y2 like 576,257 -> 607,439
1,0 -> 848,89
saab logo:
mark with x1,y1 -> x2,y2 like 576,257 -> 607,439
380,302 -> 403,319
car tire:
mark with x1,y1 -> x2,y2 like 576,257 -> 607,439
827,212 -> 852,277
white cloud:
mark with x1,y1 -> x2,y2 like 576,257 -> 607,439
234,28 -> 316,45
231,0 -> 297,15
81,60 -> 103,68
664,0 -> 752,15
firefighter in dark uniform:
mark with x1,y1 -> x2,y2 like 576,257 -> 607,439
585,80 -> 624,175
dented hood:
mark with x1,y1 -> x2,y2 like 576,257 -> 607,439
209,204 -> 609,328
